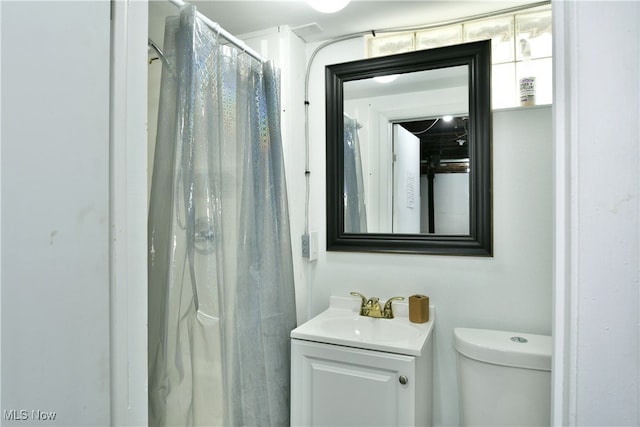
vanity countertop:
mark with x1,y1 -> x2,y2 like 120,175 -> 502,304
291,296 -> 435,356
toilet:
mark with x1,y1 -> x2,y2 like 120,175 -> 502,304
454,328 -> 552,427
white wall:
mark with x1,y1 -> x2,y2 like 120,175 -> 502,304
552,1 -> 640,425
306,37 -> 553,426
433,172 -> 470,235
1,1 -> 148,425
1,2 -> 112,425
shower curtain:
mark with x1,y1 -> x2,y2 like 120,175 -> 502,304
148,5 -> 296,426
343,115 -> 368,232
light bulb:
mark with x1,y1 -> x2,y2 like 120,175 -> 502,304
373,74 -> 399,84
307,0 -> 351,13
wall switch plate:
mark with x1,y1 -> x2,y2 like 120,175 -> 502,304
301,234 -> 310,258
308,231 -> 318,261
302,232 -> 319,261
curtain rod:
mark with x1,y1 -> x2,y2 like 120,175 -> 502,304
168,0 -> 265,63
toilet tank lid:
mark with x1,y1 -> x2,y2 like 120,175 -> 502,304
454,328 -> 551,371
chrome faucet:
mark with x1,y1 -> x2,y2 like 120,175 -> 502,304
351,292 -> 405,319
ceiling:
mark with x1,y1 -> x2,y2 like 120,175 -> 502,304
149,0 -> 539,47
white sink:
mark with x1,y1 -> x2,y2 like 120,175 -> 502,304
291,296 -> 435,356
318,315 -> 423,342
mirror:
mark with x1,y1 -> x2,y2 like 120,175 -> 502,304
326,40 -> 492,255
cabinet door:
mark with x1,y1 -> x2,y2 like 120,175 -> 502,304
292,340 -> 416,426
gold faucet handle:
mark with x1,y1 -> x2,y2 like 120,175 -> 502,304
383,296 -> 405,318
350,292 -> 368,315
350,291 -> 367,305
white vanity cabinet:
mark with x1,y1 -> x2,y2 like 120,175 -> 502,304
291,340 -> 432,426
290,296 -> 434,427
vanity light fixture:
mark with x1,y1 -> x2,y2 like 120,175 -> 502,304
307,0 -> 350,13
443,115 -> 454,122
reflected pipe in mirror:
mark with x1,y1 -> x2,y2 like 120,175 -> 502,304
326,40 -> 492,255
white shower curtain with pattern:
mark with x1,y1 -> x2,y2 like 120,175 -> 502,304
148,5 -> 296,426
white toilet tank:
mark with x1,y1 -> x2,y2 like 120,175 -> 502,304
454,328 -> 551,427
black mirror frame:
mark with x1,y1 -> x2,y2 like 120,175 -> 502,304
326,40 -> 492,256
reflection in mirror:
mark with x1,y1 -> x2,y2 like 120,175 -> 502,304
393,115 -> 470,235
343,114 -> 367,233
326,40 -> 492,255
342,66 -> 470,235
